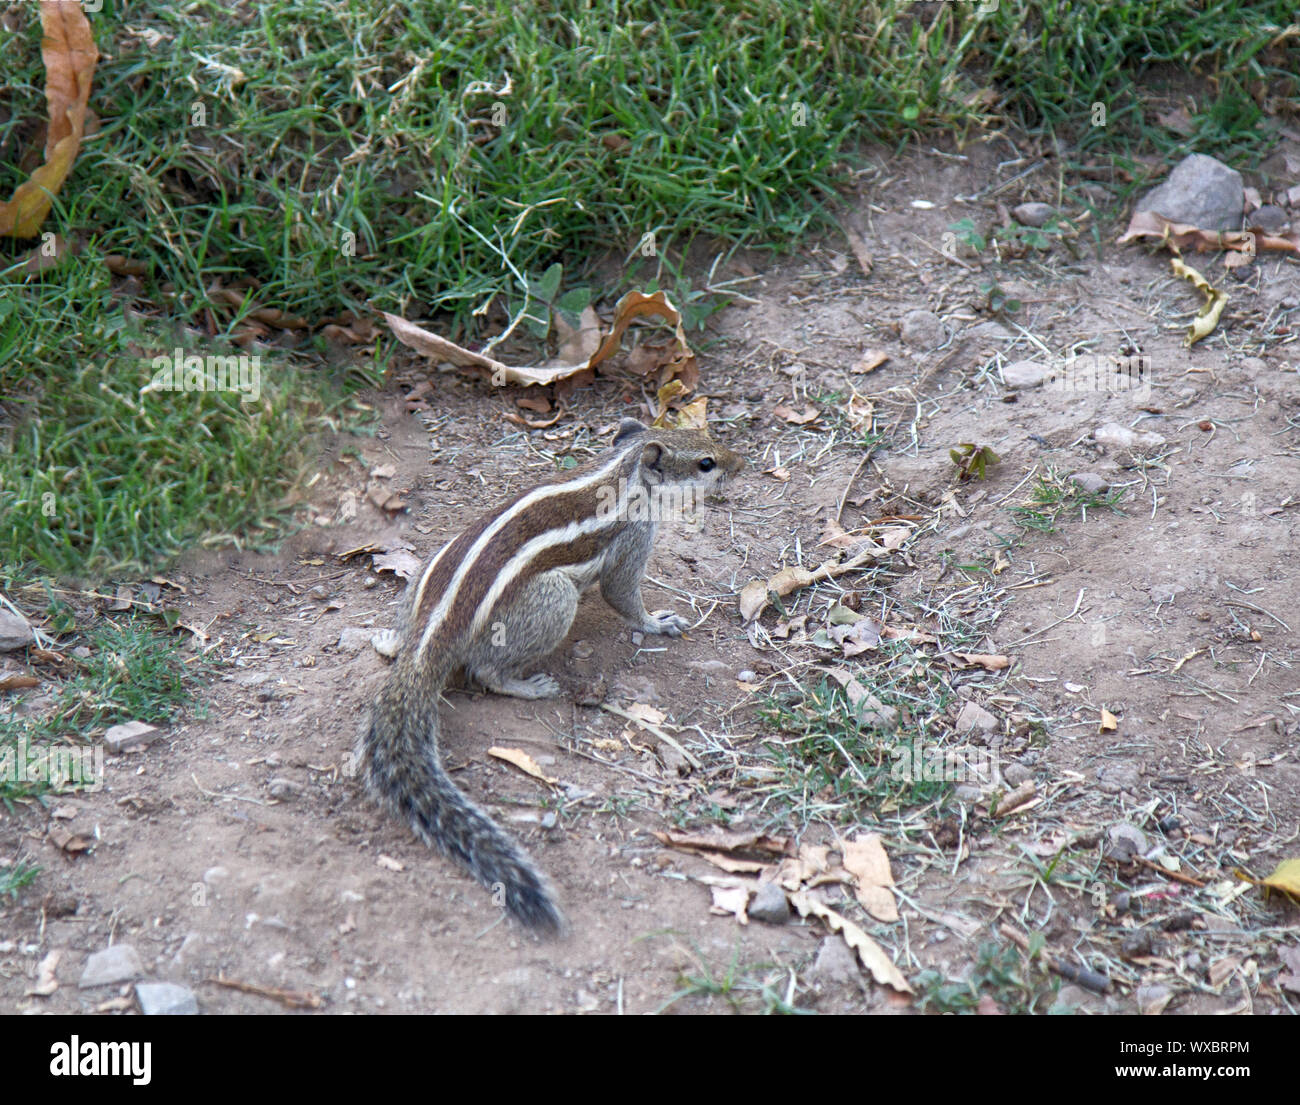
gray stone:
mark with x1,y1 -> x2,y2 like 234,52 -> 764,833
267,777 -> 300,800
1001,360 -> 1051,389
1248,204 -> 1290,234
899,309 -> 948,351
1012,202 -> 1056,228
955,700 -> 998,735
1069,472 -> 1110,495
103,721 -> 162,753
135,981 -> 198,1015
1095,422 -> 1165,449
965,320 -> 1015,341
1136,153 -> 1243,230
1003,763 -> 1032,786
79,944 -> 144,988
1097,761 -> 1141,794
0,609 -> 33,651
809,936 -> 859,985
748,882 -> 790,924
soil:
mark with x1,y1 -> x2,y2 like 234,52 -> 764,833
3,135 -> 1298,1015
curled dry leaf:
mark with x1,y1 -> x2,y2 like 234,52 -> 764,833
0,1 -> 98,238
370,549 -> 422,581
1169,258 -> 1228,347
652,827 -> 790,857
385,288 -> 699,392
1119,209 -> 1300,260
947,651 -> 1011,671
788,891 -> 912,993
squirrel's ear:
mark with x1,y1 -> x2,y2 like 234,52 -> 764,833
640,441 -> 664,471
614,418 -> 648,444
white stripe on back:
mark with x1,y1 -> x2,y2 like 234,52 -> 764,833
466,495 -> 627,639
414,446 -> 632,662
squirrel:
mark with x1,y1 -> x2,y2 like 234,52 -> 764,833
356,418 -> 744,932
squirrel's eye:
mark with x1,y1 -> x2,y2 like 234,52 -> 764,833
698,458 -> 716,472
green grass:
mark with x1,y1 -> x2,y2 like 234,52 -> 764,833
0,592 -> 210,802
915,939 -> 1055,1015
759,663 -> 957,821
1,0 -> 1294,573
1010,470 -> 1126,534
658,942 -> 809,1015
0,859 -> 41,901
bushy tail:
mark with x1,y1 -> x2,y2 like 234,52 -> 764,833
359,684 -> 563,933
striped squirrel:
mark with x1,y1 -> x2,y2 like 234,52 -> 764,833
357,418 -> 743,932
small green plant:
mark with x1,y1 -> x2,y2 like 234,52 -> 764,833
0,859 -> 40,900
949,443 -> 1001,481
915,939 -> 1052,1015
948,217 -> 986,253
981,282 -> 1022,316
1010,471 -> 1124,533
659,944 -> 808,1015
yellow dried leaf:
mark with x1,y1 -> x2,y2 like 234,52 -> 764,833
487,746 -> 558,785
1170,258 -> 1228,347
840,833 -> 898,923
0,2 -> 98,238
788,891 -> 912,992
1099,708 -> 1119,732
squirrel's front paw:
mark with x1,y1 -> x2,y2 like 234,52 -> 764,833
644,610 -> 689,636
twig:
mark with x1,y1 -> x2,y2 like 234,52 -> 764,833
599,703 -> 702,771
999,922 -> 1110,994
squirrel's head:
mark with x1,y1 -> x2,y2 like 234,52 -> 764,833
615,418 -> 745,491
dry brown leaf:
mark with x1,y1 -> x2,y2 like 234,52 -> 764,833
48,826 -> 92,854
1099,708 -> 1119,732
845,394 -> 874,433
104,254 -> 149,277
0,673 -> 40,691
697,852 -> 766,875
1119,208 -> 1300,259
839,833 -> 898,923
0,2 -> 98,238
773,403 -> 820,425
386,288 -> 699,392
709,882 -> 751,923
652,827 -> 790,857
852,350 -> 889,374
503,407 -> 564,429
737,536 -> 907,624
586,290 -> 699,391
949,652 -> 1011,671
788,891 -> 912,992
487,746 -> 558,786
25,950 -> 61,997
548,305 -> 602,366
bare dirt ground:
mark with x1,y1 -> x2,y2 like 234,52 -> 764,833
4,137 -> 1298,1015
